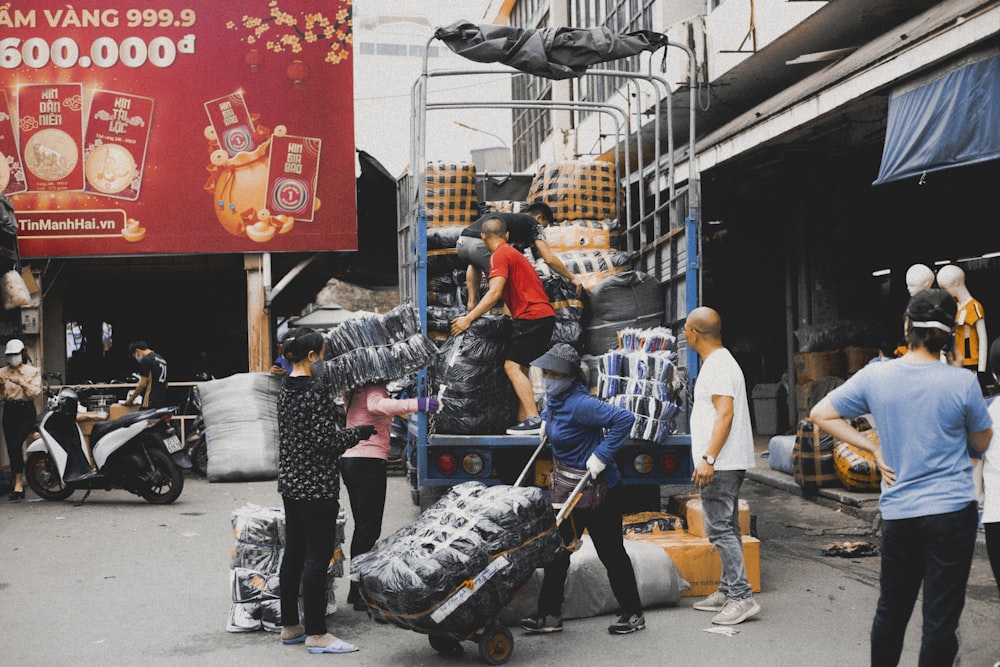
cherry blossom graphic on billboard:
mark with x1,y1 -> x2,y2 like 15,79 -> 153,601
0,0 -> 356,257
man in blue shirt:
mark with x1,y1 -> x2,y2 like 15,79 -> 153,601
811,289 -> 992,666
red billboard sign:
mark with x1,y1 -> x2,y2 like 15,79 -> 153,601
0,0 -> 356,257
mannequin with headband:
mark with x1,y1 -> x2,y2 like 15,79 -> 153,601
937,265 -> 987,383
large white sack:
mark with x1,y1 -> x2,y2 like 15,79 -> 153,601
201,373 -> 281,482
499,533 -> 689,623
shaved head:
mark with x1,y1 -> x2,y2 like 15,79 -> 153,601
481,216 -> 507,240
686,306 -> 722,340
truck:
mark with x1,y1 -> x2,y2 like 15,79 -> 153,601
398,40 -> 702,510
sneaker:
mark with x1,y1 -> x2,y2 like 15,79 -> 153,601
507,417 -> 542,435
711,597 -> 761,625
692,590 -> 728,612
519,614 -> 563,633
608,612 -> 645,634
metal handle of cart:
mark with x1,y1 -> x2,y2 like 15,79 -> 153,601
553,471 -> 592,527
513,431 -> 548,487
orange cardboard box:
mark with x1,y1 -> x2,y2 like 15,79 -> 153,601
109,404 -> 139,421
625,530 -> 761,597
685,498 -> 752,538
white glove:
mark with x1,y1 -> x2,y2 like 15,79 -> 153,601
586,454 -> 606,478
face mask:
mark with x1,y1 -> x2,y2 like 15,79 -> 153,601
7,354 -> 21,368
543,375 -> 574,397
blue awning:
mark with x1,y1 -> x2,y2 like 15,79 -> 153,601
874,54 -> 1000,185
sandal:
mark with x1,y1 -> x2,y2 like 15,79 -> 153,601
306,637 -> 359,654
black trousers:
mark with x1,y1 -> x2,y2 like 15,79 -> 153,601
4,400 -> 36,476
279,497 -> 339,635
538,488 -> 642,617
339,457 -> 387,602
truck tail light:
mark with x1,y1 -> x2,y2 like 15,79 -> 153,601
632,453 -> 653,474
462,453 -> 484,475
436,453 -> 458,475
660,452 -> 678,475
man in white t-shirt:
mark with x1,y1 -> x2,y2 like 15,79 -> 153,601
684,306 -> 760,626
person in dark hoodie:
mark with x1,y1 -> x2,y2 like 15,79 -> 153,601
275,327 -> 376,654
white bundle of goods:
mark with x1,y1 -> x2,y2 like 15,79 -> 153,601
227,503 -> 346,633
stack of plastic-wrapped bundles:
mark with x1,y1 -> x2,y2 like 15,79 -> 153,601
353,482 -> 563,636
597,327 -> 684,443
432,315 -> 517,435
321,304 -> 439,397
227,503 -> 346,633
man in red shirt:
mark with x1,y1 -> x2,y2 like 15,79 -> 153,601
451,216 -> 556,434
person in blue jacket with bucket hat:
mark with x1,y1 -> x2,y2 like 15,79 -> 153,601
518,343 -> 645,636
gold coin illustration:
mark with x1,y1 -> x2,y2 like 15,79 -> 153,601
24,128 -> 79,181
0,151 -> 9,191
85,143 -> 137,194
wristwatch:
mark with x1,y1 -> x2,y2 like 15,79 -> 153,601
702,454 -> 716,466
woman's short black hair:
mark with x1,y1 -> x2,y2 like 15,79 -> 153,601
280,327 -> 325,363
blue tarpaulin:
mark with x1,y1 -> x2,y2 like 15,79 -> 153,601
873,54 -> 1000,185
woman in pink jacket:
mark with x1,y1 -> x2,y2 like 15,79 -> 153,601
340,383 -> 441,610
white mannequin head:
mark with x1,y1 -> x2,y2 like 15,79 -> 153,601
936,264 -> 969,300
905,263 -> 935,296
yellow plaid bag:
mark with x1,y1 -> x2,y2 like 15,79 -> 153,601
527,161 -> 618,221
425,162 -> 479,228
833,429 -> 881,491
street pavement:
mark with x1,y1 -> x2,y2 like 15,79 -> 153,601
1,468 -> 997,666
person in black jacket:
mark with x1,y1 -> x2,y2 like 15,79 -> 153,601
275,327 -> 375,654
456,202 -> 580,309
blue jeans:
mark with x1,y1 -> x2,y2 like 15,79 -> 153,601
700,469 -> 751,600
871,501 -> 978,667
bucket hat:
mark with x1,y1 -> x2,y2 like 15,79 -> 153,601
531,343 -> 582,377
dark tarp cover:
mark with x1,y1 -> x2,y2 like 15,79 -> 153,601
435,22 -> 667,80
873,54 -> 1000,185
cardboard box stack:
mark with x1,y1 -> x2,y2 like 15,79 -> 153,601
623,492 -> 760,598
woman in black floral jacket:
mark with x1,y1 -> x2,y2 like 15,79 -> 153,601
276,327 -> 376,654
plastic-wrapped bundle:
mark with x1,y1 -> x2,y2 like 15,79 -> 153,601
432,316 -> 517,435
428,270 -> 464,308
608,394 -> 682,443
617,326 -> 676,353
542,275 -> 584,346
479,200 -> 528,215
354,482 -> 563,636
426,305 -> 466,337
544,219 -> 614,252
427,247 -> 464,276
227,504 -> 346,633
325,305 -> 421,358
427,225 -> 464,251
548,249 -> 631,290
322,333 -> 439,397
622,511 -> 684,536
584,271 -> 664,355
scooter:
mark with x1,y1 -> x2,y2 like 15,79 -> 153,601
25,387 -> 187,505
